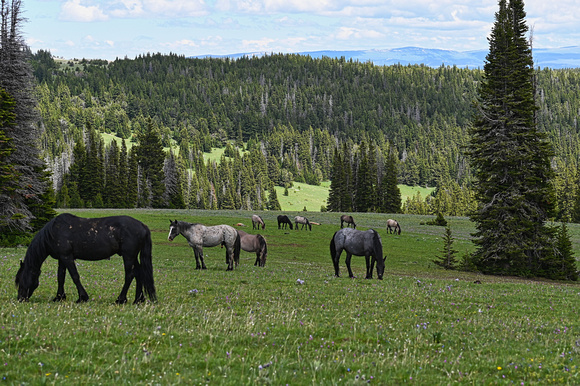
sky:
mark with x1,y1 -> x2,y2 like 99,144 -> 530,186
22,0 -> 580,61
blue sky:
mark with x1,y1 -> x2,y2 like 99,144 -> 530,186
23,0 -> 580,61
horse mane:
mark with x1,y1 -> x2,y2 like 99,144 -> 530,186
15,216 -> 54,287
369,229 -> 384,266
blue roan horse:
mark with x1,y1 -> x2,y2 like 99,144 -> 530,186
330,228 -> 386,280
168,220 -> 241,271
15,213 -> 157,304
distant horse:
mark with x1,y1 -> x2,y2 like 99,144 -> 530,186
168,220 -> 241,271
340,214 -> 356,229
252,214 -> 265,230
15,213 -> 156,304
277,215 -> 294,230
386,219 -> 401,235
330,228 -> 386,280
237,230 -> 268,267
294,215 -> 312,231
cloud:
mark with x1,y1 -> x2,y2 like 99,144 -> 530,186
60,0 -> 108,22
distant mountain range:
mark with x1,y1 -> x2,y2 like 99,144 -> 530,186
196,46 -> 580,69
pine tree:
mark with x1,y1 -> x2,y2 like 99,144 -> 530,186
135,119 -> 166,208
327,147 -> 344,211
163,150 -> 185,209
0,0 -> 54,233
0,87 -> 19,224
468,0 -> 557,277
380,150 -> 402,213
432,226 -> 459,270
547,223 -> 578,281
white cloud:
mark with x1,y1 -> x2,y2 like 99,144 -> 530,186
60,0 -> 108,22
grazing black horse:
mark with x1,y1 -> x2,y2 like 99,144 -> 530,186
330,228 -> 386,280
15,213 -> 157,304
294,215 -> 312,231
386,219 -> 401,235
340,214 -> 356,229
277,215 -> 294,230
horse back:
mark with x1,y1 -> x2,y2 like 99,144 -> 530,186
52,214 -> 149,260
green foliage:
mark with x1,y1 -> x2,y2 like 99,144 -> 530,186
432,226 -> 459,270
2,209 -> 580,383
468,0 -> 558,278
425,212 -> 448,226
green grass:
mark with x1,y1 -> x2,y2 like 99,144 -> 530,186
2,209 -> 579,384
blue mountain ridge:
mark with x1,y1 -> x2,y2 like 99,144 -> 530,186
195,46 -> 580,69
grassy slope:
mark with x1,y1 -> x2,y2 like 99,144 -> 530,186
2,209 -> 579,384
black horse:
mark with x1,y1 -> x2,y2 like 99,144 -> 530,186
277,215 -> 294,230
330,228 -> 386,280
15,213 -> 156,304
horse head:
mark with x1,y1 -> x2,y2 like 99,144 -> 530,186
168,220 -> 180,241
376,256 -> 387,280
15,260 -> 40,302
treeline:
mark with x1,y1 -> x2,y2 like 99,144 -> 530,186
31,51 -> 580,218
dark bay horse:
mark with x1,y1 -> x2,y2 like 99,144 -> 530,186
277,215 -> 293,230
330,228 -> 386,280
168,220 -> 241,271
294,215 -> 312,231
340,214 -> 356,229
237,230 -> 268,267
15,213 -> 156,304
252,214 -> 265,230
386,219 -> 401,235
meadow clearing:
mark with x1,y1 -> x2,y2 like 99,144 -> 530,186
1,209 -> 579,384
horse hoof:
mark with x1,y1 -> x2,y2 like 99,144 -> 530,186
53,294 -> 66,302
115,298 -> 128,305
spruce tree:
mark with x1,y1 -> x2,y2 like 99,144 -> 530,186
432,226 -> 459,270
468,0 -> 557,277
135,119 -> 166,208
327,147 -> 344,211
380,150 -> 402,213
0,0 -> 54,232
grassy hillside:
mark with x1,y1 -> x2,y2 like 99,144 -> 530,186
2,209 -> 578,384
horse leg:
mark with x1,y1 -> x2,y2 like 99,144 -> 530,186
333,251 -> 341,277
62,259 -> 89,303
254,252 -> 260,266
131,258 -> 145,304
53,259 -> 67,302
345,253 -> 355,278
226,247 -> 233,271
115,258 -> 136,304
341,220 -> 344,228
192,246 -> 204,269
365,254 -> 373,279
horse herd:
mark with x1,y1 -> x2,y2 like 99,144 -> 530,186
14,213 -> 402,304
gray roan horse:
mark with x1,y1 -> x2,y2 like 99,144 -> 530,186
340,214 -> 356,229
330,228 -> 386,280
168,220 -> 241,271
294,215 -> 312,231
251,214 -> 265,230
386,219 -> 401,235
237,229 -> 268,267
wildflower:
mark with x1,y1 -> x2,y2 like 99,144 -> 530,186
296,279 -> 305,285
497,366 -> 502,370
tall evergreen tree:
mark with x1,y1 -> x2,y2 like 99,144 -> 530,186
135,119 -> 166,208
379,150 -> 402,213
163,149 -> 185,209
0,87 -> 19,225
468,0 -> 557,277
0,0 -> 54,233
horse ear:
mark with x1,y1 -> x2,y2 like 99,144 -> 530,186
383,256 -> 387,262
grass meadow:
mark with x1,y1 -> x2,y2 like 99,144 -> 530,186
1,209 -> 579,384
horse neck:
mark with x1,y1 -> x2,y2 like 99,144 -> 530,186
23,232 -> 50,271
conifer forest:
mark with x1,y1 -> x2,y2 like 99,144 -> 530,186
30,51 -> 580,219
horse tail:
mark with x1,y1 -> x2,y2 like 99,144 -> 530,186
257,234 -> 267,265
234,231 -> 241,266
308,219 -> 312,231
140,229 -> 157,302
330,232 -> 337,262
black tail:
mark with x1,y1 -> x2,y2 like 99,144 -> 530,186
140,230 -> 157,302
330,232 -> 340,276
233,231 -> 241,266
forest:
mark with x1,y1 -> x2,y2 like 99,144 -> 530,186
30,51 -> 580,218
